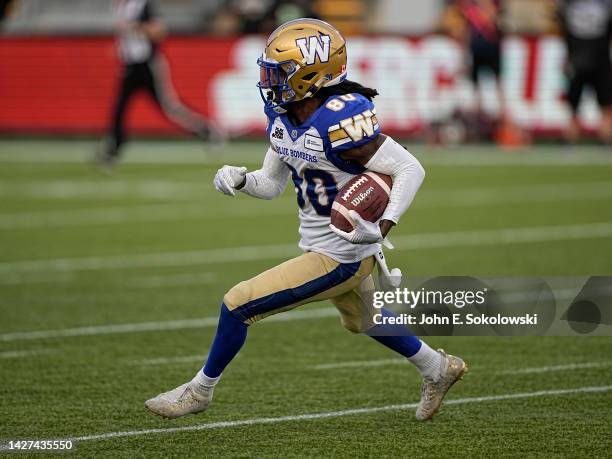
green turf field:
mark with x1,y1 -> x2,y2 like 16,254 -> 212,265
0,139 -> 611,457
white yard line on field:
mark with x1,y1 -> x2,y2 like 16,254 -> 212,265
0,205 -> 294,230
0,272 -> 75,286
0,349 -> 55,359
1,221 -> 611,276
1,146 -> 612,166
498,361 -> 612,374
0,307 -> 338,342
0,243 -> 298,276
420,181 -> 612,209
0,181 -> 207,200
128,354 -> 208,366
0,149 -> 247,165
0,385 -> 607,446
129,272 -> 217,288
314,358 -> 405,370
314,359 -> 612,373
0,181 -> 610,230
2,271 -> 219,288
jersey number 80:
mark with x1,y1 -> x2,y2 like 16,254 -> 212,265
325,93 -> 357,112
287,165 -> 338,216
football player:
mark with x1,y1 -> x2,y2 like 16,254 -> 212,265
145,19 -> 467,421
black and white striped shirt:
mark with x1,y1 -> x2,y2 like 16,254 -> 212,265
114,0 -> 157,65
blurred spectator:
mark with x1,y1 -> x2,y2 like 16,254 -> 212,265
461,0 -> 503,94
558,0 -> 612,144
273,0 -> 317,27
313,0 -> 365,35
373,0 -> 443,35
504,0 -> 559,34
441,0 -> 528,146
209,7 -> 242,36
97,0 -> 218,169
234,0 -> 275,33
440,0 -> 467,40
0,0 -> 16,23
211,0 -> 317,35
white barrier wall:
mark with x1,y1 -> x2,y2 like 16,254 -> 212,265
210,35 -> 605,135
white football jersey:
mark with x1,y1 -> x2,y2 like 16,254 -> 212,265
265,93 -> 382,264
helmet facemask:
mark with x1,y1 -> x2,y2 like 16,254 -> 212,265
257,57 -> 299,113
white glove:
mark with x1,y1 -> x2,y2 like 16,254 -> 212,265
214,165 -> 247,196
330,210 -> 384,245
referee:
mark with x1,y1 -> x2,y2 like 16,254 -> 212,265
559,0 -> 612,144
97,0 -> 219,168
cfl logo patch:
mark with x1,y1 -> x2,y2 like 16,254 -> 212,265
296,35 -> 331,65
271,126 -> 284,140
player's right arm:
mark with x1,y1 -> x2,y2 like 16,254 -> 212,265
321,94 -> 425,242
213,147 -> 290,199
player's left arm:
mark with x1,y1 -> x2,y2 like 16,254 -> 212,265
339,133 -> 426,238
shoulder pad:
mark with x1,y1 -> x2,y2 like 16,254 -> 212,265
316,93 -> 380,152
313,93 -> 380,174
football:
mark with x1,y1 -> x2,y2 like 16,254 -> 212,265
331,171 -> 393,232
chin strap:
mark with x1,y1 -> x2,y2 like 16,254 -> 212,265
271,105 -> 287,114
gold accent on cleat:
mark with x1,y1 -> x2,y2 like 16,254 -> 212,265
145,383 -> 212,420
416,349 -> 468,421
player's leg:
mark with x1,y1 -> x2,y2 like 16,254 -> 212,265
97,65 -> 139,167
599,104 -> 612,144
565,67 -> 584,143
332,282 -> 435,373
146,55 -> 221,142
330,276 -> 468,421
143,303 -> 248,419
594,64 -> 612,143
489,47 -> 528,148
145,252 -> 373,419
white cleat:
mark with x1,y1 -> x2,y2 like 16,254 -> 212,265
416,349 -> 468,421
145,382 -> 213,419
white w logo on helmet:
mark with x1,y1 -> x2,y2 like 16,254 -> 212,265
295,35 -> 331,65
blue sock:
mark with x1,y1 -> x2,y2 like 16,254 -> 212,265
367,308 -> 422,358
202,304 -> 248,378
